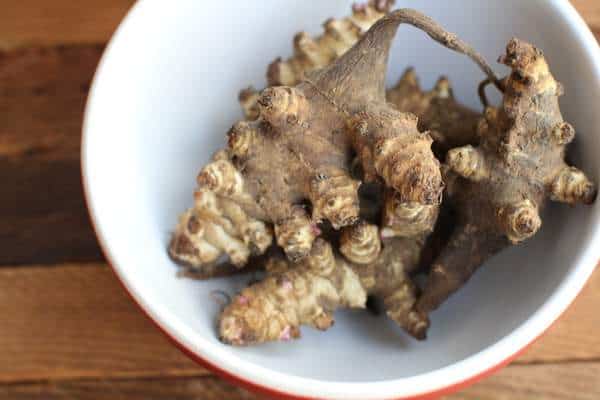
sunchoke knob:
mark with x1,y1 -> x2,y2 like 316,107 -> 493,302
168,209 -> 220,267
550,167 -> 597,205
374,134 -> 443,205
309,171 -> 361,229
498,199 -> 541,243
432,76 -> 452,99
500,39 -> 558,95
197,159 -> 244,197
274,206 -> 319,261
238,87 -> 261,120
446,145 -> 487,181
381,195 -> 438,238
552,122 -> 575,145
307,238 -> 337,275
257,86 -> 307,127
352,0 -> 395,14
340,222 -> 381,264
228,121 -> 257,158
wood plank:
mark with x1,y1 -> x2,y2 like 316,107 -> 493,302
0,45 -> 103,160
0,159 -> 103,265
0,46 -> 104,265
0,1 -> 135,51
0,0 -> 596,51
573,0 -> 600,30
0,264 -> 202,383
445,362 -> 600,400
0,362 -> 598,400
0,376 -> 255,400
0,263 -> 598,383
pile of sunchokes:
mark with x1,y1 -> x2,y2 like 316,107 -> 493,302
169,2 -> 596,345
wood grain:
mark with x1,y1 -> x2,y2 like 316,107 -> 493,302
0,46 -> 104,265
572,0 -> 600,30
0,0 -> 596,51
0,376 -> 254,400
0,264 -> 201,383
0,263 -> 598,384
0,45 -> 103,160
0,362 -> 598,400
0,2 -> 599,399
445,362 -> 600,400
0,1 -> 135,51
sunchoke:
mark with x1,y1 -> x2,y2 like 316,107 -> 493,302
171,9 -> 498,273
417,39 -> 597,314
381,69 -> 483,238
169,151 -> 273,269
219,227 -> 428,346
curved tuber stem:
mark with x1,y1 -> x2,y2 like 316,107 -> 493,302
311,8 -> 503,108
477,77 -> 506,108
387,9 -> 502,89
478,78 -> 493,108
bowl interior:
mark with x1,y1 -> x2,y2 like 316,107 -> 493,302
84,0 -> 600,395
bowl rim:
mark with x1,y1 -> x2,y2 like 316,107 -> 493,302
82,0 -> 600,398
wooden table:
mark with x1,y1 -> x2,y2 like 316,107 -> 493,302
1,1 -> 599,399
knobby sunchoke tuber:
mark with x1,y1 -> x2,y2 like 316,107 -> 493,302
219,225 -> 428,346
169,150 -> 273,269
417,39 -> 597,314
171,8 -> 499,274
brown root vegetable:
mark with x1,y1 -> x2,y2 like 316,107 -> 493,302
417,39 -> 597,314
171,9 -> 499,274
239,0 -> 395,120
380,190 -> 440,239
382,70 -> 482,238
387,68 -> 482,157
219,229 -> 428,346
169,151 -> 273,269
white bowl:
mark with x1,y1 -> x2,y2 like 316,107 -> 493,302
82,1 -> 600,398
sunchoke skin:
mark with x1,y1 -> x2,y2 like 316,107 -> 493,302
381,71 -> 481,238
340,221 -> 381,264
219,239 -> 366,345
381,191 -> 440,239
239,0 -> 393,120
169,152 -> 273,270
387,68 -> 482,158
417,39 -> 597,314
219,232 -> 429,346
